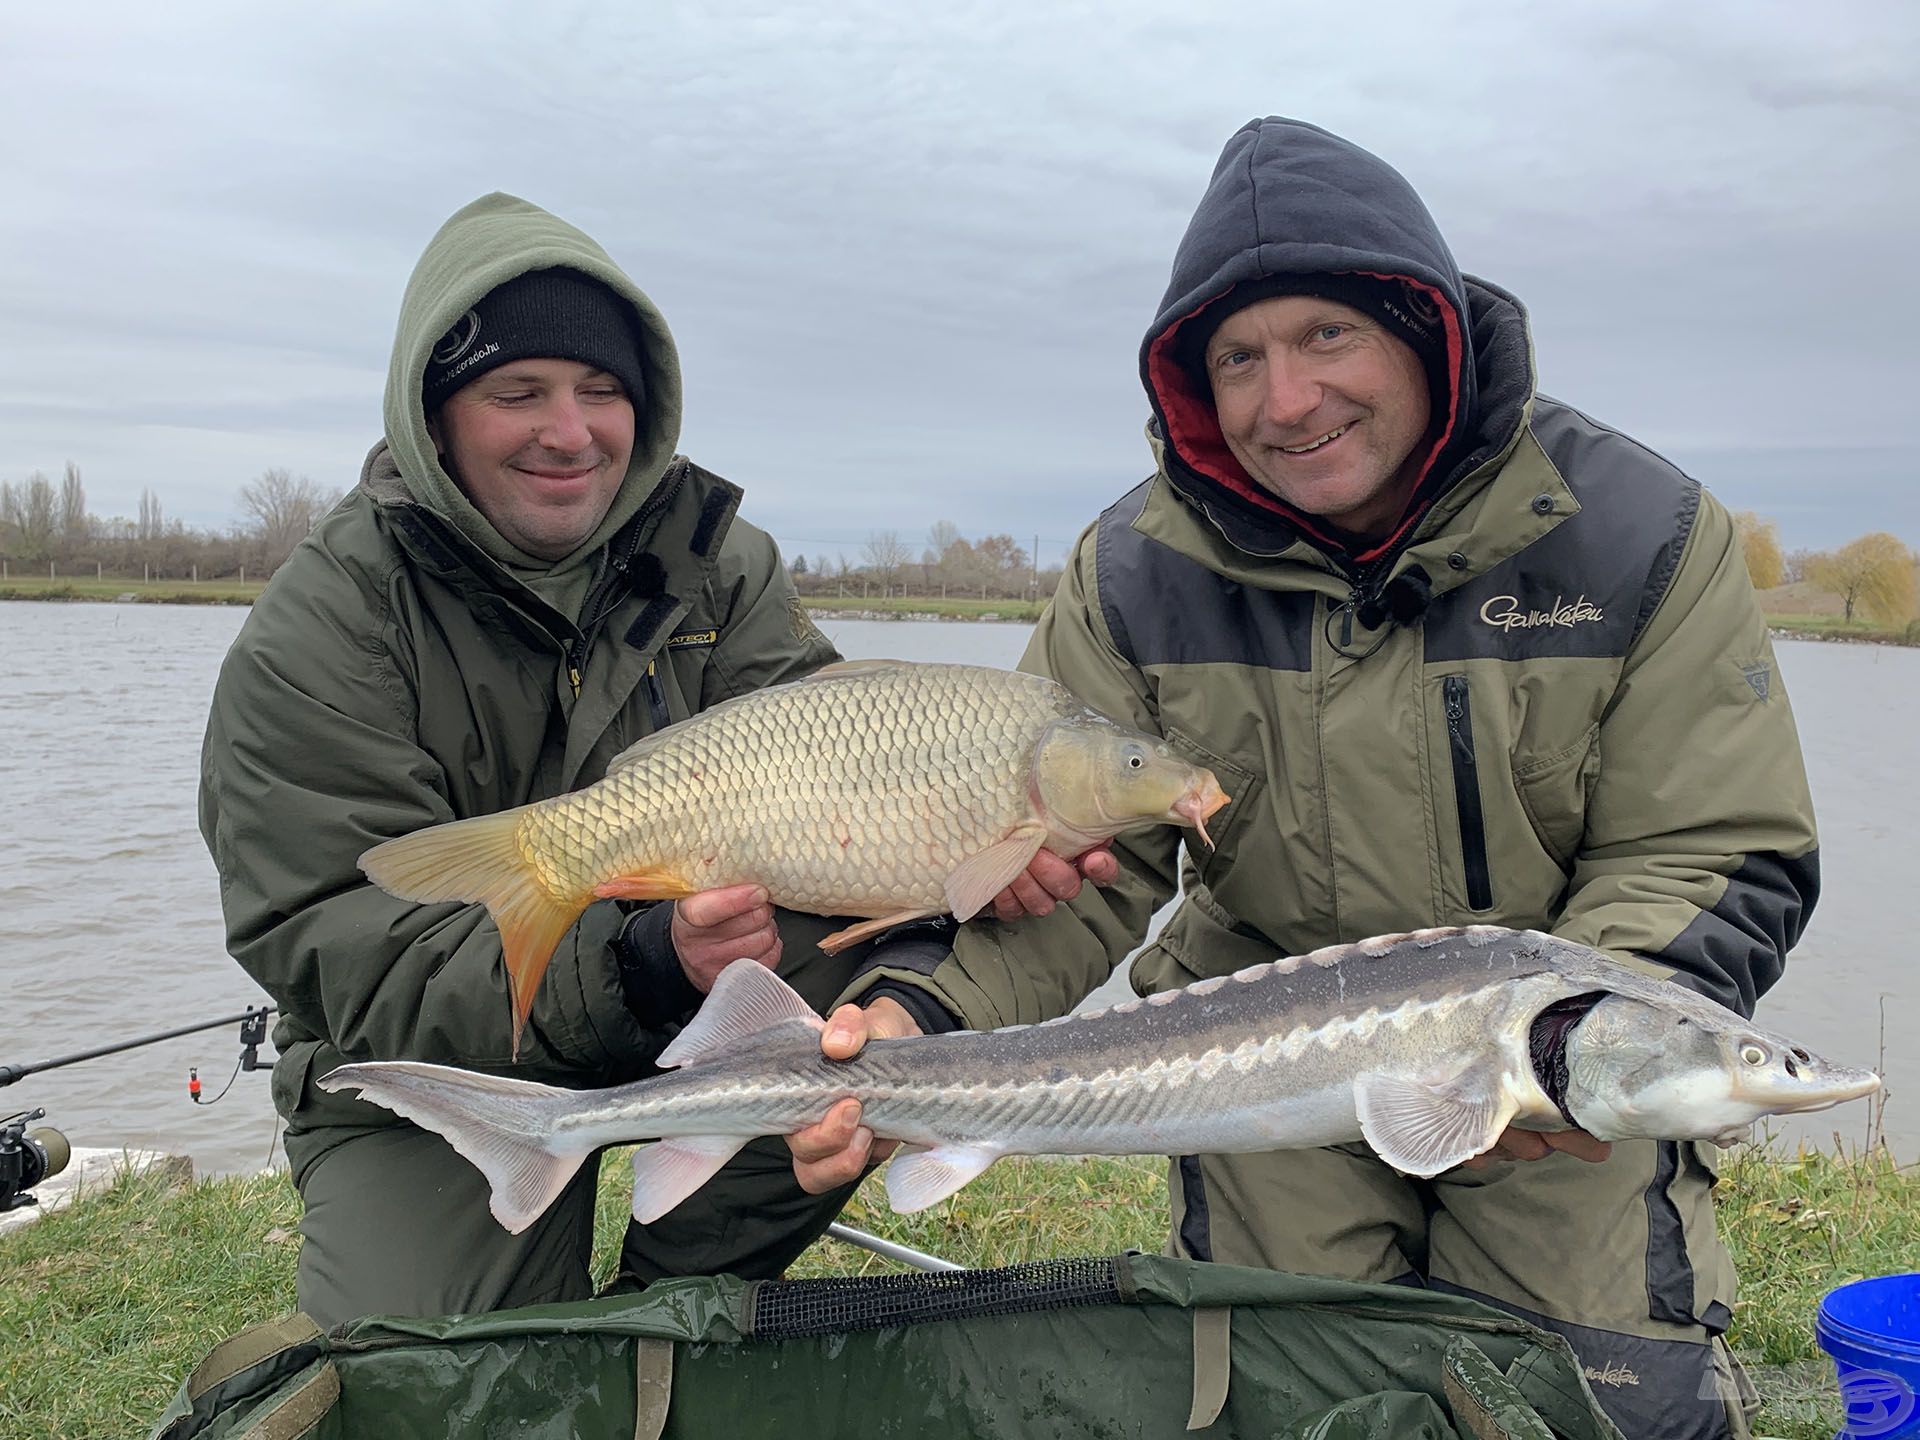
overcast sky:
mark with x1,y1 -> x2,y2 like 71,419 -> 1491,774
3,1 -> 1914,569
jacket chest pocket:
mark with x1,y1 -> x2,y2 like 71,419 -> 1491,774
1162,723 -> 1262,887
1511,721 -> 1600,870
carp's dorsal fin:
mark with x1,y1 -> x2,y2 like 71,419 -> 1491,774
1354,1068 -> 1518,1177
656,959 -> 824,1069
944,824 -> 1048,921
885,1142 -> 1001,1212
804,658 -> 911,679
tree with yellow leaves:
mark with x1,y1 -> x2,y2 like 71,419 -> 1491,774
1805,532 -> 1919,624
1732,511 -> 1785,590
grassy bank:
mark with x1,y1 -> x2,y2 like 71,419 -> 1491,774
1764,611 -> 1920,646
0,576 -> 260,605
798,593 -> 1047,622
3,1145 -> 1911,1439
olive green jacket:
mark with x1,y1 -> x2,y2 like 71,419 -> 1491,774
199,197 -> 836,1181
849,118 -> 1816,1030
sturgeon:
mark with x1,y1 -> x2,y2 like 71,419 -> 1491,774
320,926 -> 1880,1234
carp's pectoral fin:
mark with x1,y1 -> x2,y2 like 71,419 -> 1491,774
629,1135 -> 751,1223
818,908 -> 944,955
943,824 -> 1049,922
1354,1069 -> 1517,1178
884,1142 -> 1000,1213
593,870 -> 699,901
657,959 -> 824,1068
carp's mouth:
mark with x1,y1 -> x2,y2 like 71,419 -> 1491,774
1174,775 -> 1230,849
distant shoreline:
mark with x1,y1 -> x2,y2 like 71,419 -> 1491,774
3,583 -> 1913,643
0,582 -> 1046,624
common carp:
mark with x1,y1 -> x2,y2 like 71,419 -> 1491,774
358,660 -> 1228,1051
320,926 -> 1880,1233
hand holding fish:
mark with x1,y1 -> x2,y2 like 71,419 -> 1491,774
671,884 -> 782,990
786,998 -> 922,1192
989,844 -> 1119,922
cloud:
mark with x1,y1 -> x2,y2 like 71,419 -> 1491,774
2,0 -> 1913,554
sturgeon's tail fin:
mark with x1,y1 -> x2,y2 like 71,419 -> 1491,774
319,1061 -> 590,1233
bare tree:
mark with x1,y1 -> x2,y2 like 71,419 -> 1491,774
240,468 -> 341,574
15,472 -> 56,562
138,488 -> 165,542
59,462 -> 88,546
861,530 -> 911,596
927,519 -> 962,557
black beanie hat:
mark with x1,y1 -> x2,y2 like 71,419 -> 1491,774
1177,271 -> 1447,395
422,267 -> 649,414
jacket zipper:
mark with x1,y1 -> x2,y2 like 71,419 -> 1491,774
563,639 -> 583,697
643,659 -> 669,731
1443,674 -> 1493,911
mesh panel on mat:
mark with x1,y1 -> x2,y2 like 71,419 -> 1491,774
749,1255 -> 1124,1340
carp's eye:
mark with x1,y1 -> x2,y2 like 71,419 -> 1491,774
1125,748 -> 1145,770
1740,1044 -> 1768,1066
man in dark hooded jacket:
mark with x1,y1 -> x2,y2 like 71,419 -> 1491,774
200,193 -> 1069,1327
796,119 -> 1817,1439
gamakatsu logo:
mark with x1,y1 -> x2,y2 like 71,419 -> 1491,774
1478,594 -> 1605,631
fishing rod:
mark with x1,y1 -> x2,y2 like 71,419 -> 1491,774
0,1006 -> 277,1089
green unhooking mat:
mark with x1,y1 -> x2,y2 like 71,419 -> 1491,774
147,1254 -> 1624,1440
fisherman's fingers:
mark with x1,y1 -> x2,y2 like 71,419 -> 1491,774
674,883 -> 771,929
787,1097 -> 871,1191
993,868 -> 1059,922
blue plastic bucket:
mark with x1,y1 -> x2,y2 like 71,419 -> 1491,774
1818,1274 -> 1920,1438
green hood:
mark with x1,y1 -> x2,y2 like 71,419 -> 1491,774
382,192 -> 686,583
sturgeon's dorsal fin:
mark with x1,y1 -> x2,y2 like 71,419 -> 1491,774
656,959 -> 825,1068
1354,1068 -> 1518,1178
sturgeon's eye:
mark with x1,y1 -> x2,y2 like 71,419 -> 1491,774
1740,1044 -> 1768,1066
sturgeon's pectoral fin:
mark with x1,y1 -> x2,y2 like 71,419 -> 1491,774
818,908 -> 944,956
943,825 -> 1049,921
1354,1069 -> 1517,1178
630,1135 -> 751,1223
884,1142 -> 1001,1212
656,959 -> 825,1068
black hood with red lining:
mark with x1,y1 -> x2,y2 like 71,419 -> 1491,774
1142,117 -> 1498,567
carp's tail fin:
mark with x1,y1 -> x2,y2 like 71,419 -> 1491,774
360,810 -> 584,1058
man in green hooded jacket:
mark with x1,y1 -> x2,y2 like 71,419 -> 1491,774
199,193 -> 1072,1327
793,119 -> 1817,1440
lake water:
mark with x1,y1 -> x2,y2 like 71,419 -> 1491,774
0,602 -> 1911,1176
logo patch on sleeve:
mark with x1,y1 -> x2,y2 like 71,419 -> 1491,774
1741,662 -> 1771,701
665,628 -> 719,650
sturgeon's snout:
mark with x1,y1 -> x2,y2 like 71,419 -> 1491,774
1740,1059 -> 1882,1116
1174,774 -> 1230,849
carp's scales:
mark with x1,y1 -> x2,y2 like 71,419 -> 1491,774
359,659 -> 1228,1049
